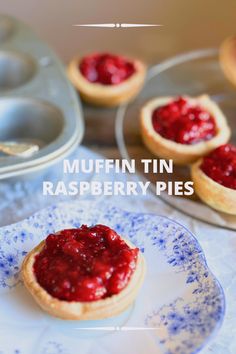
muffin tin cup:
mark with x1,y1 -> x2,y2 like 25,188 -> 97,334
0,50 -> 36,90
0,14 -> 84,179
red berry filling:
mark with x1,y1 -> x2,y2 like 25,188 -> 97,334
33,225 -> 139,302
152,97 -> 217,145
200,144 -> 236,190
79,53 -> 136,85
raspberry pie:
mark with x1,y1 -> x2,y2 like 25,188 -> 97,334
140,95 -> 231,164
68,52 -> 146,107
191,144 -> 236,215
22,225 -> 146,320
220,36 -> 236,87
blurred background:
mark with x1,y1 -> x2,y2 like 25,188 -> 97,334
0,0 -> 236,64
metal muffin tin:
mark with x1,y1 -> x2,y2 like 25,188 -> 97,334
0,15 -> 84,179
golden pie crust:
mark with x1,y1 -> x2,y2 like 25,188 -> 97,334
21,238 -> 146,320
68,55 -> 146,107
220,36 -> 236,87
140,95 -> 231,165
191,158 -> 236,215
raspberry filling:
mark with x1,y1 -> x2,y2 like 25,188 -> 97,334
152,97 -> 217,145
33,225 -> 139,302
79,53 -> 136,85
200,144 -> 236,190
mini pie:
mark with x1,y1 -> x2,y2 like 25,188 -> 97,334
191,144 -> 236,215
140,95 -> 231,165
219,36 -> 236,87
22,225 -> 146,320
68,52 -> 146,107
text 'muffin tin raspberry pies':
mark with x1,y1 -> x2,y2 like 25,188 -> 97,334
22,225 -> 146,320
191,144 -> 236,215
68,52 -> 146,107
140,95 -> 231,165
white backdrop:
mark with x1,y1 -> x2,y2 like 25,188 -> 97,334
0,0 -> 235,63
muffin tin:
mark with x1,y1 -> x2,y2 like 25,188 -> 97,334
0,15 -> 84,179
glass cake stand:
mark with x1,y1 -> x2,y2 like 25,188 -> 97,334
116,48 -> 236,230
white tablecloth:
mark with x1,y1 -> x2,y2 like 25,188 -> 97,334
0,146 -> 235,353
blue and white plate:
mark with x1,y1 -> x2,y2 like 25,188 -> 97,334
0,201 -> 225,354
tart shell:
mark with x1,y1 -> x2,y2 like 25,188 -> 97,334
191,158 -> 236,215
220,36 -> 236,88
68,55 -> 146,107
140,95 -> 231,165
21,238 -> 146,320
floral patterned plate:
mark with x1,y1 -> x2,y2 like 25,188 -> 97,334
0,201 -> 225,354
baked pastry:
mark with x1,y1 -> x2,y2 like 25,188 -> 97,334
140,95 -> 231,165
220,36 -> 236,87
191,144 -> 236,215
68,52 -> 146,107
22,225 -> 146,320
